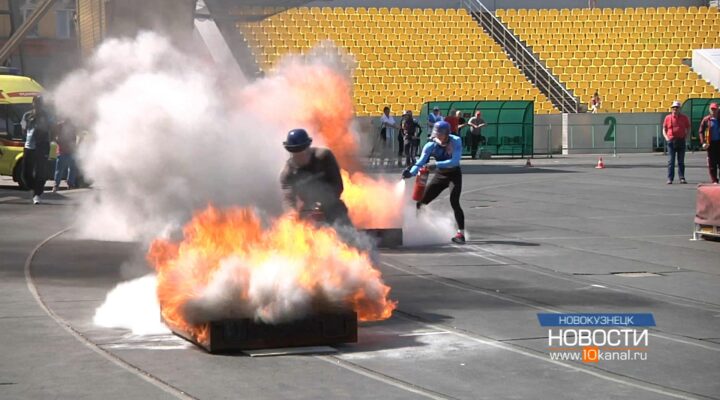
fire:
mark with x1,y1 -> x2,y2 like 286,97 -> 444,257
238,54 -> 406,229
239,59 -> 360,172
148,206 -> 397,344
341,170 -> 403,229
261,62 -> 404,229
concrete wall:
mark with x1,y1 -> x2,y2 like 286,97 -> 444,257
534,113 -> 563,154
356,112 -> 667,157
106,0 -> 196,48
534,112 -> 667,155
693,49 -> 720,90
307,0 -> 707,10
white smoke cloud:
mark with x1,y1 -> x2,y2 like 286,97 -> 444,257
94,274 -> 169,335
51,32 -> 290,242
402,203 -> 458,246
70,33 -> 453,334
394,179 -> 458,246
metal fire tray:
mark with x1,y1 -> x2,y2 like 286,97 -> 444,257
361,228 -> 403,248
169,311 -> 358,353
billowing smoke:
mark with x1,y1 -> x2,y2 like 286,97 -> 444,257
52,33 -> 283,240
402,204 -> 457,246
93,274 -> 169,335
56,33 -> 453,334
51,33 -> 360,242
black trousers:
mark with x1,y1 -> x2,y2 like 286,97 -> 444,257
397,132 -> 404,157
324,200 -> 353,228
469,134 -> 483,158
707,141 -> 720,183
404,139 -> 419,167
22,145 -> 49,196
417,167 -> 465,230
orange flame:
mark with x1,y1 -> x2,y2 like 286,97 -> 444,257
341,170 -> 403,229
239,60 -> 360,171
148,206 -> 397,344
239,54 -> 405,226
261,61 -> 405,229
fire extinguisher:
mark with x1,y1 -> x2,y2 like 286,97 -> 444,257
412,166 -> 430,201
705,127 -> 711,149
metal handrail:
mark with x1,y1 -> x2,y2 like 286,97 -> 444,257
462,0 -> 581,113
0,0 -> 57,67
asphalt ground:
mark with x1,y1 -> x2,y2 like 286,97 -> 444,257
1,152 -> 719,400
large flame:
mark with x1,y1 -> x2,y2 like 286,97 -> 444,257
148,206 -> 396,344
341,170 -> 403,229
238,54 -> 405,228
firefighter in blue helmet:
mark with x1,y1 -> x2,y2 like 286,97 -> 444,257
280,128 -> 352,226
402,121 -> 466,244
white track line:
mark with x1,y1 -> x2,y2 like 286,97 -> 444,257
25,228 -> 458,400
404,246 -> 720,352
393,313 -> 707,400
24,228 -> 196,400
381,260 -> 712,400
315,355 -> 455,400
464,244 -> 720,312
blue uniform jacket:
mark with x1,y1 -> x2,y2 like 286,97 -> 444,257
409,135 -> 462,176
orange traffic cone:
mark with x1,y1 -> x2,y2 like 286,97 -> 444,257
595,157 -> 605,169
525,158 -> 533,167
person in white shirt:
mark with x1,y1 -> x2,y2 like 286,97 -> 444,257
379,106 -> 400,166
590,91 -> 602,113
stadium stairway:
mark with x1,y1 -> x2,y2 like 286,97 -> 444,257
464,0 -> 583,113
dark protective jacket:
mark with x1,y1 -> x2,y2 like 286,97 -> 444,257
280,147 -> 350,225
699,114 -> 720,144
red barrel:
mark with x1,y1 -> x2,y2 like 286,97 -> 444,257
412,166 -> 430,201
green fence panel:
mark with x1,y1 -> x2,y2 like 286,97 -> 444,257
419,100 -> 534,157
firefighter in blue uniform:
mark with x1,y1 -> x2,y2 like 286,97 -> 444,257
402,121 -> 466,244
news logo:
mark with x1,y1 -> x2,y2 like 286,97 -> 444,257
537,313 -> 656,362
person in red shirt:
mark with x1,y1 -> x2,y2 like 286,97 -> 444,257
662,101 -> 690,184
444,108 -> 460,135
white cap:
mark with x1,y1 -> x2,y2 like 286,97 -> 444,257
671,100 -> 682,108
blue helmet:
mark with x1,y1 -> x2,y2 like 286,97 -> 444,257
432,121 -> 450,136
283,128 -> 312,152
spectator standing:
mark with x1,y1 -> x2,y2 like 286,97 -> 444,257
457,111 -> 467,133
444,108 -> 460,136
396,111 -> 407,167
590,91 -> 602,113
468,111 -> 487,159
588,0 -> 598,9
663,101 -> 690,184
53,120 -> 78,192
428,106 -> 443,130
699,102 -> 720,184
400,110 -> 422,167
379,106 -> 400,166
21,95 -> 53,204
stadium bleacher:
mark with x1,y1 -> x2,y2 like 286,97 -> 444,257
236,7 -> 558,116
236,6 -> 720,116
497,6 -> 720,113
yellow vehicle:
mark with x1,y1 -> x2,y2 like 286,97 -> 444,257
0,72 -> 57,189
